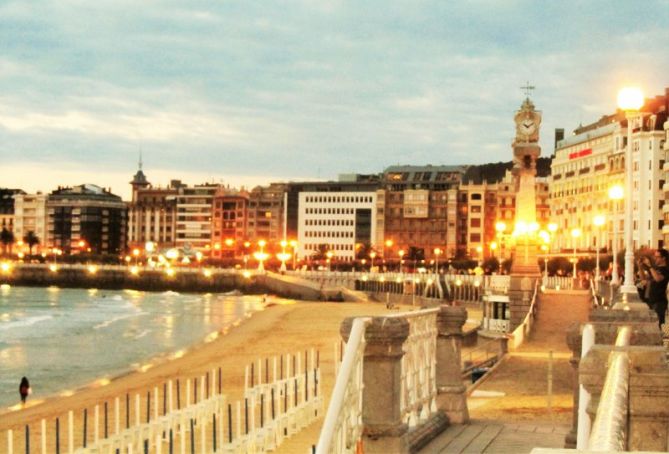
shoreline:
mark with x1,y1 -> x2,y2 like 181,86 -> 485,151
0,302 -> 263,416
0,299 -> 404,443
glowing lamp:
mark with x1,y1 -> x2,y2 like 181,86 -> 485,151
617,87 -> 644,111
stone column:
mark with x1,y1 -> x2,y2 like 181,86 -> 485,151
508,275 -> 535,331
435,305 -> 469,423
342,317 -> 410,453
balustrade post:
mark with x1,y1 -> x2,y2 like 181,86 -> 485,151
435,305 -> 469,423
341,317 -> 410,453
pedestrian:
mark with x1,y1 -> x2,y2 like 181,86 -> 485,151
638,249 -> 669,331
19,377 -> 30,405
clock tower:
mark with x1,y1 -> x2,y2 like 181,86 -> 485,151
510,92 -> 542,277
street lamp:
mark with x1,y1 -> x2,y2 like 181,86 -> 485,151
384,239 -> 393,270
608,184 -> 624,285
617,87 -> 644,301
398,249 -> 405,273
593,214 -> 606,284
326,250 -> 334,272
433,248 -> 442,273
571,228 -> 582,278
369,251 -> 377,271
475,245 -> 483,266
254,240 -> 268,272
495,221 -> 507,265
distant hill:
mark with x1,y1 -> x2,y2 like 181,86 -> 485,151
463,157 -> 552,184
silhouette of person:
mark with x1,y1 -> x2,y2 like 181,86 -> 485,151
19,377 -> 30,405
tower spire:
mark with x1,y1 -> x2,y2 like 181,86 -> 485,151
138,148 -> 143,171
520,81 -> 535,99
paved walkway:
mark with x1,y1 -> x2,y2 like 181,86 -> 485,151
421,420 -> 569,453
420,289 -> 592,453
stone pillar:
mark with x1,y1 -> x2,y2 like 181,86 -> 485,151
627,347 -> 669,451
435,305 -> 469,423
564,322 -> 582,449
342,317 -> 410,453
508,275 -> 535,331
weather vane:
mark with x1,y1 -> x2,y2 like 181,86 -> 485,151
521,81 -> 535,98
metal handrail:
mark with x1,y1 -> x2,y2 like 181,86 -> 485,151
588,326 -> 631,452
316,317 -> 370,454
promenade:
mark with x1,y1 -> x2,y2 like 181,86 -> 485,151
420,289 -> 591,453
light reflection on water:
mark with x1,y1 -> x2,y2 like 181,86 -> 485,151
0,286 -> 265,409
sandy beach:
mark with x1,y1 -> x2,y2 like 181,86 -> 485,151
0,299 -> 414,451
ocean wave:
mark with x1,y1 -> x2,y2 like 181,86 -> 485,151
93,311 -> 144,330
163,291 -> 180,296
0,315 -> 53,331
134,329 -> 150,339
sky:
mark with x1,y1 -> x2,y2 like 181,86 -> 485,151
1,1 -> 668,200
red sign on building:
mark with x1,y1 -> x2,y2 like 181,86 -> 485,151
568,148 -> 592,160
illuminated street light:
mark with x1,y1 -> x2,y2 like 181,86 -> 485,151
369,251 -> 377,271
593,214 -> 606,284
571,228 -> 582,277
325,250 -> 334,272
254,240 -> 268,272
618,87 -> 644,303
608,184 -> 624,285
433,248 -> 442,273
398,249 -> 405,273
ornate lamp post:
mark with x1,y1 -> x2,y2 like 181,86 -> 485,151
593,214 -> 606,284
398,249 -> 405,273
289,240 -> 298,270
325,250 -> 334,271
617,87 -> 644,302
571,228 -> 581,278
608,185 -> 624,285
253,240 -> 268,272
433,247 -> 442,273
369,251 -> 376,271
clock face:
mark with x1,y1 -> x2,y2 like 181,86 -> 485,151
520,120 -> 536,135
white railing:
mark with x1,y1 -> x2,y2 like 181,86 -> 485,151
543,275 -> 574,290
316,318 -> 369,454
508,280 -> 540,350
6,351 -> 323,454
243,350 -> 324,450
387,309 -> 439,428
587,327 -> 631,452
79,393 -> 226,453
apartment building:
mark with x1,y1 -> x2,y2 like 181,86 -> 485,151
128,167 -> 180,251
551,90 -> 668,252
297,191 -> 377,261
46,184 -> 127,254
175,184 -> 219,253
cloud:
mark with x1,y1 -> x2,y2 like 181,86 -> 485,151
1,0 -> 668,196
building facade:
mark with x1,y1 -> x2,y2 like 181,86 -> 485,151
13,193 -> 47,253
551,90 -> 668,253
127,168 -> 180,251
297,191 -> 377,261
246,183 -> 286,244
175,184 -> 219,253
211,188 -> 249,258
378,165 -> 466,260
46,184 -> 127,254
0,189 -> 25,234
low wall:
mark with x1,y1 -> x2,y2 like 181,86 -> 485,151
0,266 -> 324,300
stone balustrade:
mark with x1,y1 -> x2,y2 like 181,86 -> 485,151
318,305 -> 468,454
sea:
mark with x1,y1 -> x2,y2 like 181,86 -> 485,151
0,285 -> 266,409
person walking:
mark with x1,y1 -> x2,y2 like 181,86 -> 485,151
638,249 -> 669,331
19,377 -> 30,405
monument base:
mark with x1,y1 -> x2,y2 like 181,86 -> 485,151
508,275 -> 538,331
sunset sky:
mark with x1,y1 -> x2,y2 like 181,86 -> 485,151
1,1 -> 668,199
